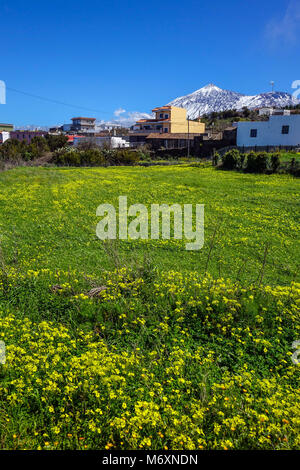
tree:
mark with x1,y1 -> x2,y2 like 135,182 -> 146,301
45,134 -> 68,151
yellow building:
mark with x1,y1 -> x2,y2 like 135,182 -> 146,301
0,123 -> 13,132
133,106 -> 205,134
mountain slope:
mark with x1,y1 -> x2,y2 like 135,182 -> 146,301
168,84 -> 299,119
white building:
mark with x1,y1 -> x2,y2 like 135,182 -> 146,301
237,115 -> 300,148
0,131 -> 10,143
258,108 -> 291,116
73,136 -> 129,148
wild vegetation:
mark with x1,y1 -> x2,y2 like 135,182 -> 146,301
0,135 -> 68,163
217,149 -> 300,176
202,105 -> 300,132
0,165 -> 299,450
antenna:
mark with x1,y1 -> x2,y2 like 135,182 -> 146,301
270,81 -> 275,92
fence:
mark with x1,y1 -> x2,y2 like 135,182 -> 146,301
216,145 -> 299,156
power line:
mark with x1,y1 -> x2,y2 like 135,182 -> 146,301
6,86 -> 111,115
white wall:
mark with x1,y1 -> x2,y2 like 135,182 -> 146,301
0,131 -> 10,143
237,115 -> 300,147
73,136 -> 129,148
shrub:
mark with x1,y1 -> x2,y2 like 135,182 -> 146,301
113,149 -> 139,166
245,152 -> 269,173
51,147 -> 139,167
51,148 -> 81,166
212,152 -> 220,166
288,157 -> 300,177
0,139 -> 28,162
270,153 -> 281,173
221,149 -> 240,170
136,145 -> 152,162
80,148 -> 105,166
45,134 -> 69,151
28,136 -> 50,159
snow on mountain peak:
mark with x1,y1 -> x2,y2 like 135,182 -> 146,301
199,83 -> 223,93
168,85 -> 299,119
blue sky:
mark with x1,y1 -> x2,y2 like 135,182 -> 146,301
1,0 -> 300,127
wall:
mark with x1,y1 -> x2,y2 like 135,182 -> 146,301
169,107 -> 205,134
237,115 -> 300,147
74,136 -> 129,148
10,131 -> 47,143
0,131 -> 10,143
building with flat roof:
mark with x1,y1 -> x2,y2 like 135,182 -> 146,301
258,108 -> 291,117
71,117 -> 96,132
0,123 -> 13,132
73,135 -> 129,148
132,106 -> 205,135
237,114 -> 300,147
10,130 -> 47,143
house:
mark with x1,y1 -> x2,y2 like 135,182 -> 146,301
130,105 -> 205,147
236,114 -> 300,148
73,135 -> 129,148
132,106 -> 205,135
49,126 -> 63,134
62,124 -> 72,132
71,117 -> 96,133
9,130 -> 47,143
258,108 -> 291,116
66,135 -> 85,145
0,123 -> 13,132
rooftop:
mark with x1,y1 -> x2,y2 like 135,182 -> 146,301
152,106 -> 172,111
71,117 -> 96,121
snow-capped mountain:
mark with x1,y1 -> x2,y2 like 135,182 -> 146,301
168,84 -> 299,119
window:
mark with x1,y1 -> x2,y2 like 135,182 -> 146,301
164,128 -> 168,133
159,113 -> 163,119
250,129 -> 257,138
282,125 -> 289,134
164,114 -> 169,119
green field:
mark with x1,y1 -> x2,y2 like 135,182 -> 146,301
0,166 -> 299,450
0,165 -> 299,284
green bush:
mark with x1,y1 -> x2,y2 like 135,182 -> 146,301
51,148 -> 81,166
51,147 -> 139,167
270,153 -> 281,172
212,152 -> 220,166
45,134 -> 69,151
245,152 -> 269,173
0,139 -> 29,162
221,149 -> 240,170
288,157 -> 300,177
81,149 -> 105,166
114,149 -> 139,165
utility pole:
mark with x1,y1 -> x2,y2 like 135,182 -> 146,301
187,118 -> 190,158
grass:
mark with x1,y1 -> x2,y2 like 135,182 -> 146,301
0,165 -> 299,450
0,165 -> 299,285
279,152 -> 300,163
